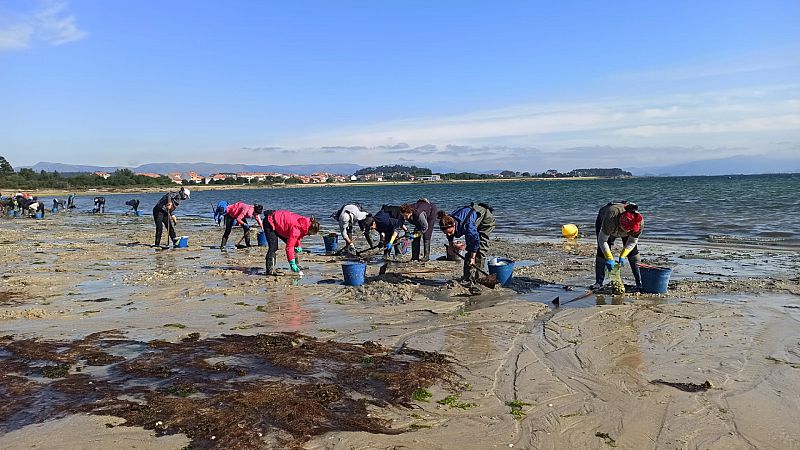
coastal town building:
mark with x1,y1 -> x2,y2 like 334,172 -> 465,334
94,171 -> 111,179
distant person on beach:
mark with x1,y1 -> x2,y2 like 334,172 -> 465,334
52,198 -> 66,210
438,203 -> 496,282
373,204 -> 413,257
125,199 -> 140,214
93,197 -> 106,214
220,202 -> 264,249
409,198 -> 438,262
332,203 -> 374,254
213,200 -> 229,227
152,187 -> 190,249
67,193 -> 76,209
263,210 -> 320,275
592,201 -> 644,291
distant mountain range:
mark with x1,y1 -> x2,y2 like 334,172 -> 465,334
629,155 -> 800,176
27,162 -> 365,176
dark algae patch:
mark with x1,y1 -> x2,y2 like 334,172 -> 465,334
0,330 -> 455,448
650,379 -> 714,392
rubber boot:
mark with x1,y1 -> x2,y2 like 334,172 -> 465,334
629,254 -> 642,290
592,256 -> 606,289
411,237 -> 421,261
265,254 -> 277,276
461,256 -> 473,282
422,238 -> 431,262
220,238 -> 227,250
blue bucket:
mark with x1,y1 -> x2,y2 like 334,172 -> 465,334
51,207 -> 58,213
34,212 -> 43,219
323,234 -> 338,253
488,257 -> 515,286
640,265 -> 672,293
135,210 -> 144,217
176,236 -> 189,248
342,261 -> 367,286
257,231 -> 267,246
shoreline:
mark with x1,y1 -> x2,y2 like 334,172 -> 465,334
6,175 -> 611,197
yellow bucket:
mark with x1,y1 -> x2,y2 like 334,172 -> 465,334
561,223 -> 579,238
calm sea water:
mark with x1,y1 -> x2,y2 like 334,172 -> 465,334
68,174 -> 800,247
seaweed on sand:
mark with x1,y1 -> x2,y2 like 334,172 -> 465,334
0,331 -> 456,448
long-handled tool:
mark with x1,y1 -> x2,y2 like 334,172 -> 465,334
450,247 -> 498,289
551,289 -> 593,307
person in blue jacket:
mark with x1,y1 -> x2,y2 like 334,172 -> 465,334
438,202 -> 496,281
213,200 -> 228,227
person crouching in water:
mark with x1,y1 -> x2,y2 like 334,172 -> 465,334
373,204 -> 413,257
263,210 -> 320,276
334,203 -> 374,255
438,202 -> 496,282
152,187 -> 190,248
125,199 -> 140,214
592,202 -> 644,291
221,202 -> 264,249
410,198 -> 438,262
213,200 -> 228,227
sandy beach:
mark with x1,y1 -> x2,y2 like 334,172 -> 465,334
1,212 -> 799,449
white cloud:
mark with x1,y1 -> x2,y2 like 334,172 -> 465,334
0,1 -> 86,51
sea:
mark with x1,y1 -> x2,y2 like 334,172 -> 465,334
66,173 -> 800,247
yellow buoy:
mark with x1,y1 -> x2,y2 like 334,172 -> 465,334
562,223 -> 579,238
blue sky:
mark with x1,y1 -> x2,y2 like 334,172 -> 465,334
1,0 -> 798,171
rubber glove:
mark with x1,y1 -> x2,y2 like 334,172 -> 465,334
385,242 -> 393,251
617,256 -> 627,267
289,259 -> 301,272
412,231 -> 421,239
294,246 -> 303,254
604,259 -> 616,271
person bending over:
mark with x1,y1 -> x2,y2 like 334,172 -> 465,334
263,210 -> 320,276
125,199 -> 140,214
220,202 -> 264,249
592,201 -> 644,291
152,187 -> 190,248
213,200 -> 229,227
409,198 -> 438,262
333,203 -> 374,254
373,204 -> 413,257
438,202 -> 496,282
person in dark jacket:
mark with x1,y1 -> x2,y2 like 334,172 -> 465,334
438,203 -> 496,281
409,198 -> 438,262
152,187 -> 190,248
93,197 -> 106,214
125,199 -> 140,214
373,204 -> 413,256
592,202 -> 644,291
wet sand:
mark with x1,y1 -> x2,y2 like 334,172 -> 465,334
1,212 -> 799,449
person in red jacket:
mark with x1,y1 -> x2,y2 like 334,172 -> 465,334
264,209 -> 320,275
220,202 -> 264,249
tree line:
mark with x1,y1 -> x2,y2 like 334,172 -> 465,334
0,157 -> 174,190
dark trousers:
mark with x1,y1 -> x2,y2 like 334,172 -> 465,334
222,216 -> 250,246
264,220 -> 288,274
464,208 -> 496,280
594,214 -> 641,286
153,206 -> 175,246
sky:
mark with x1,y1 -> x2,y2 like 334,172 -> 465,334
1,0 -> 799,172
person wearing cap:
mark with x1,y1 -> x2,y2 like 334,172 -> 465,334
213,200 -> 229,227
591,201 -> 644,291
152,186 -> 190,248
220,202 -> 264,249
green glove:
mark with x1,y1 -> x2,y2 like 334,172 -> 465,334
294,246 -> 303,254
289,259 -> 301,272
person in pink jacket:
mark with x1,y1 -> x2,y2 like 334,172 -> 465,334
264,209 -> 320,275
220,202 -> 264,249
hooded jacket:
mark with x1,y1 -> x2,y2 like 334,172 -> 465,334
596,203 -> 643,258
373,205 -> 405,236
213,200 -> 228,224
267,210 -> 312,261
338,204 -> 369,241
